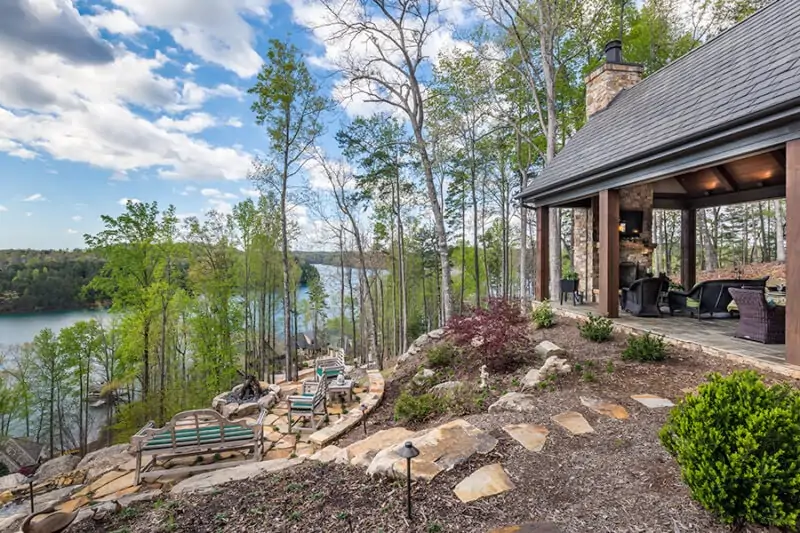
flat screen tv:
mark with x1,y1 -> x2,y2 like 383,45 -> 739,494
619,210 -> 643,237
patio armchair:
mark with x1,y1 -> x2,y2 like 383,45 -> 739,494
668,277 -> 768,319
728,288 -> 785,344
621,277 -> 663,317
314,348 -> 345,381
287,378 -> 328,432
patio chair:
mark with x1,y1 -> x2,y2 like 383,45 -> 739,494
314,348 -> 345,381
668,277 -> 768,319
728,288 -> 785,344
287,378 -> 328,432
621,277 -> 662,317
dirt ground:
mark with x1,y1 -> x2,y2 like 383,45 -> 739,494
72,320 -> 795,533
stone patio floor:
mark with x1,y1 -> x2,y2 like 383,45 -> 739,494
552,302 -> 799,378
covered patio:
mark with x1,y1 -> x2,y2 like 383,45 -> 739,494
520,3 -> 800,365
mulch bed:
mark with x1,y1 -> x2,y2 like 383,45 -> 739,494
72,320 -> 794,533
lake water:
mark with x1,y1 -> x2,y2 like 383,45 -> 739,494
0,264 -> 364,348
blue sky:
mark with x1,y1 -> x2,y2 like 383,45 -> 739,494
0,0 -> 473,250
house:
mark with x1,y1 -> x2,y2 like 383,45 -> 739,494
519,0 -> 800,365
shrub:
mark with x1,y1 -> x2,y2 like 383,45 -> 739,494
447,298 -> 530,372
426,343 -> 458,368
394,392 -> 443,423
660,371 -> 800,528
531,301 -> 555,329
622,333 -> 667,362
578,313 -> 613,342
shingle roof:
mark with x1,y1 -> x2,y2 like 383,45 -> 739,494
521,0 -> 800,201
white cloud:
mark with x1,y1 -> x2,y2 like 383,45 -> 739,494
118,197 -> 141,206
239,187 -> 260,197
87,8 -> 142,36
25,212 -> 32,217
109,171 -> 129,182
23,193 -> 45,202
67,228 -> 78,234
179,185 -> 197,196
206,199 -> 234,215
0,7 -> 251,182
156,112 -> 217,134
0,205 -> 7,212
184,63 -> 198,74
109,0 -> 270,77
226,117 -> 243,128
72,215 -> 83,221
201,188 -> 238,200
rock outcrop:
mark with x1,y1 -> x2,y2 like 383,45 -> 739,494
35,455 -> 81,482
488,392 -> 539,414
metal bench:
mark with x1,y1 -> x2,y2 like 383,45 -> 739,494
287,378 -> 328,432
130,408 -> 265,484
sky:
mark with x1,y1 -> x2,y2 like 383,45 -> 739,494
0,0 -> 474,250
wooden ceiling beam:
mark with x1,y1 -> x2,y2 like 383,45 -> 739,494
767,149 -> 787,172
708,165 -> 739,192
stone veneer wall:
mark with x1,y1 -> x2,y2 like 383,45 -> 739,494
619,184 -> 655,272
585,63 -> 644,118
573,203 -> 598,297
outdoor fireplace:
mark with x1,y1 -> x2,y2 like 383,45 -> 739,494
211,371 -> 281,419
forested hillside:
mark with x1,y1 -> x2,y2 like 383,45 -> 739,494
0,250 -> 107,314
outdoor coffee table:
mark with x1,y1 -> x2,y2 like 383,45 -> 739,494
327,379 -> 354,404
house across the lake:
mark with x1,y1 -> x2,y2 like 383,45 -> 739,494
520,0 -> 800,368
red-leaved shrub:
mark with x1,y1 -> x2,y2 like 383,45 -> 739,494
446,298 -> 531,372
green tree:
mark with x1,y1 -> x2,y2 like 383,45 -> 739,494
249,40 -> 327,380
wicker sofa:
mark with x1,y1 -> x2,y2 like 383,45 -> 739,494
667,277 -> 768,319
728,288 -> 786,344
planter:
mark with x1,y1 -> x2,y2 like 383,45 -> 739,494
560,279 -> 579,293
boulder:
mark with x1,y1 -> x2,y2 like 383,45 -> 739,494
430,381 -> 464,398
522,356 -> 571,390
0,512 -> 25,533
118,490 -> 160,508
33,486 -> 76,509
366,419 -> 497,482
211,393 -> 228,411
258,393 -> 277,410
488,392 -> 538,414
309,445 -> 348,465
412,333 -> 430,348
171,458 -> 304,495
534,341 -> 566,358
427,328 -> 445,340
0,473 -> 26,491
347,427 -> 415,468
35,455 -> 81,482
267,384 -> 282,396
91,500 -> 122,521
76,444 -> 134,481
412,368 -> 436,386
221,403 -> 238,419
235,401 -> 260,417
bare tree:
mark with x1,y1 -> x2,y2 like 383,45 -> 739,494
317,0 -> 454,322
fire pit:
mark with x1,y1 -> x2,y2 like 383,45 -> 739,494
212,371 -> 281,419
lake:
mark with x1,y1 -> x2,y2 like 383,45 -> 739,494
0,264 -> 365,347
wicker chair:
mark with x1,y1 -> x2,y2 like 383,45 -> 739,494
728,288 -> 785,344
621,277 -> 662,317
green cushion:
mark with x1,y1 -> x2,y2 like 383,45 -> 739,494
686,297 -> 700,309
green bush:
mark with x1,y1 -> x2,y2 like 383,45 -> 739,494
578,313 -> 613,342
531,301 -> 555,329
622,333 -> 667,362
660,371 -> 800,528
426,343 -> 458,368
394,392 -> 443,423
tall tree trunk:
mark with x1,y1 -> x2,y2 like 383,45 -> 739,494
395,167 -> 408,354
774,199 -> 785,261
699,210 -> 718,271
471,159 -> 480,307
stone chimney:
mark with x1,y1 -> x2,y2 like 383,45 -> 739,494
585,40 -> 643,119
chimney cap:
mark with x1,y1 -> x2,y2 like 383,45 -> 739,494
604,40 -> 623,64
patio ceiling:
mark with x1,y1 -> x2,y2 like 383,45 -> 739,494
652,148 -> 786,209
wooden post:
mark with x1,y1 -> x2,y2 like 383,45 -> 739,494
786,140 -> 800,365
681,208 -> 696,289
599,189 -> 620,318
535,206 -> 550,301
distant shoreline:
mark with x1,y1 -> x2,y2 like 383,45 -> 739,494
0,301 -> 110,317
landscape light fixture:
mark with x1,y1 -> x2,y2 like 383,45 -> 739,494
397,441 -> 420,520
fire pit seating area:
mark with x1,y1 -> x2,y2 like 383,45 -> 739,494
211,371 -> 281,418
130,408 -> 265,484
667,277 -> 768,319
